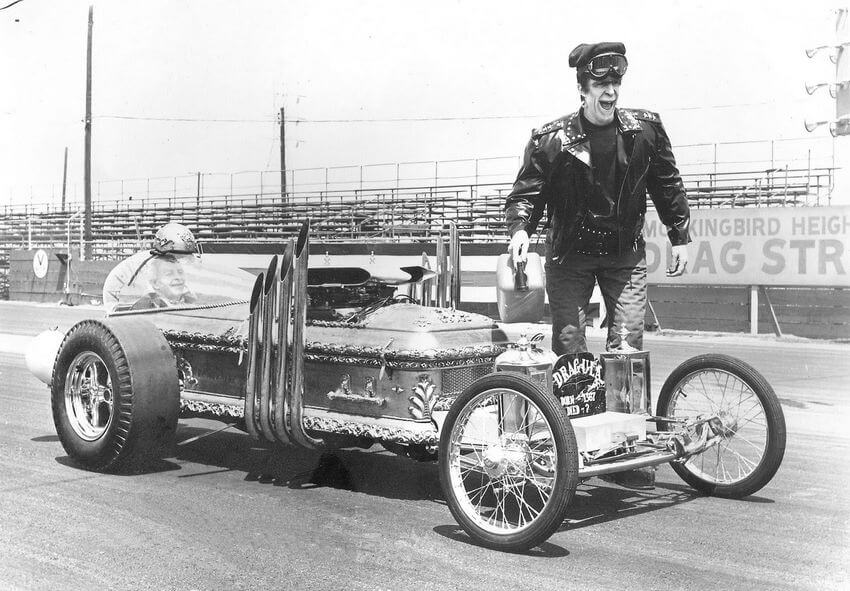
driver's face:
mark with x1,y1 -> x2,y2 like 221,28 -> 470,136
153,261 -> 189,302
581,76 -> 621,125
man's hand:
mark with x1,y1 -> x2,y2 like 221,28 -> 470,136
509,230 -> 530,265
667,244 -> 689,277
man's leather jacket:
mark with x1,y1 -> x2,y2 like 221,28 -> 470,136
505,108 -> 691,260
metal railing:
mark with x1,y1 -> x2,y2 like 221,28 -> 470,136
0,167 -> 835,261
2,135 -> 837,210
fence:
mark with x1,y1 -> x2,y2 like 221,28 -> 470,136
0,167 -> 836,265
2,135 -> 838,210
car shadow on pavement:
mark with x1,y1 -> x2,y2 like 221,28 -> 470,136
560,477 -> 775,531
170,423 -> 781,512
31,434 -> 60,443
54,454 -> 182,475
559,480 -> 697,531
432,524 -> 570,557
171,422 -> 444,503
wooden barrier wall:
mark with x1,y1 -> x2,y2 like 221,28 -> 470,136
648,285 -> 850,339
8,249 -> 113,305
6,246 -> 849,340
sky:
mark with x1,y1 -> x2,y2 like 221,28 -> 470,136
1,0 -> 847,207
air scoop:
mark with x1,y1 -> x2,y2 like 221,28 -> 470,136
25,328 -> 66,384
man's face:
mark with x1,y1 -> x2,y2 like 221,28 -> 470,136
152,260 -> 189,303
581,76 -> 621,125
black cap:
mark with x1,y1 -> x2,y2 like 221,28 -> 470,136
568,42 -> 627,70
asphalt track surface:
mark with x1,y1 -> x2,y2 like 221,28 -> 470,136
0,301 -> 848,590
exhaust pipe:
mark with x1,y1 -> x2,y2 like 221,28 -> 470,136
435,232 -> 447,308
245,220 -> 324,449
272,243 -> 295,445
257,255 -> 279,442
244,272 -> 265,439
448,221 -> 461,309
420,251 -> 433,307
288,221 -> 325,449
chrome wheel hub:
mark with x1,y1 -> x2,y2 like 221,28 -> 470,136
64,351 -> 114,441
709,410 -> 739,438
482,435 -> 531,479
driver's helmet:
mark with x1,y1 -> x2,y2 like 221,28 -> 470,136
151,222 -> 198,255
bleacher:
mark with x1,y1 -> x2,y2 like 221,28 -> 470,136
682,167 -> 831,209
0,167 -> 835,265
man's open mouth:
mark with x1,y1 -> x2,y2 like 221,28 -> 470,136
600,100 -> 615,110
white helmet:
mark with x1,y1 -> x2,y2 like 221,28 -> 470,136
152,222 -> 198,255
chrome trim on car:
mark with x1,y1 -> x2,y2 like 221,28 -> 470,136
288,222 -> 325,449
244,273 -> 264,439
258,255 -> 279,442
272,243 -> 294,445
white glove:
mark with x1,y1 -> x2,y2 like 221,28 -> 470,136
508,230 -> 530,265
667,244 -> 689,277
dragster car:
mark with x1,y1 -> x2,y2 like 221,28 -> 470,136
26,221 -> 786,551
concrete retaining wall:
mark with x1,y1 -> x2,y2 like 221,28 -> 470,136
6,245 -> 848,339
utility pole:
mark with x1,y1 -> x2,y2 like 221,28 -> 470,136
280,106 -> 287,201
61,147 -> 68,213
83,5 -> 93,259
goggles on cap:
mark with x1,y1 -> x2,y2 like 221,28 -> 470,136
584,53 -> 628,79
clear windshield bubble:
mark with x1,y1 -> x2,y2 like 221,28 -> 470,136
102,251 -> 255,313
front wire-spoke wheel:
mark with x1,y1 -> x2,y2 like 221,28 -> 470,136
657,354 -> 786,498
439,372 -> 578,551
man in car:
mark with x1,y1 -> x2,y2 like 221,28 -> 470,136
103,222 -> 199,311
505,41 -> 691,355
131,254 -> 197,309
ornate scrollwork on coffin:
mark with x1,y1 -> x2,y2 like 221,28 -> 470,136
163,329 -> 246,355
302,415 -> 438,446
305,341 -> 504,363
180,398 -> 244,420
304,353 -> 500,371
431,394 -> 458,412
408,374 -> 437,420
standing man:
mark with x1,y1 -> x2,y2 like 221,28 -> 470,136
506,42 -> 691,355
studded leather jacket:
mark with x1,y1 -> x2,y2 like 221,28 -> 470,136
505,108 -> 691,260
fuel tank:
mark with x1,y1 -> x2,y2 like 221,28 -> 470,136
496,253 -> 545,323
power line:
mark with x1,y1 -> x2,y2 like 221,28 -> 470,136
95,99 -> 811,125
95,114 -> 536,123
667,99 -> 809,112
96,115 -> 274,123
290,114 -> 542,123
0,0 -> 26,11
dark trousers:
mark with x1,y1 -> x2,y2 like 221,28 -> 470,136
545,245 -> 647,354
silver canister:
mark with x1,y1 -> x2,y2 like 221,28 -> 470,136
494,333 -> 559,394
599,328 -> 651,415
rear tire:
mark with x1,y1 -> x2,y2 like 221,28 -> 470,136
657,354 -> 786,498
51,318 -> 180,471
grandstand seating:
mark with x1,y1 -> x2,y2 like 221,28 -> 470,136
0,167 -> 835,277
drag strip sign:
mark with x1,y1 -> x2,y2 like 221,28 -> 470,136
32,249 -> 49,279
644,206 -> 850,287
